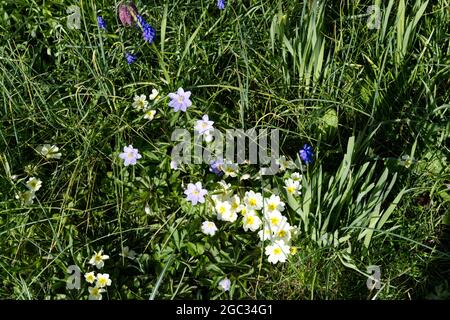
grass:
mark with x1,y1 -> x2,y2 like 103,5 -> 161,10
0,0 -> 449,300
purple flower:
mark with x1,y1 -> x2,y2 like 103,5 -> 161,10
136,15 -> 156,44
118,2 -> 138,26
184,182 -> 208,205
217,0 -> 226,10
299,144 -> 314,164
97,16 -> 107,30
119,145 -> 142,166
168,88 -> 192,112
125,52 -> 137,64
210,159 -> 224,175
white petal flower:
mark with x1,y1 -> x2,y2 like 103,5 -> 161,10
284,178 -> 301,196
222,160 -> 239,178
96,273 -> 112,288
26,177 -> 42,192
149,89 -> 159,100
37,144 -> 61,159
88,286 -> 105,300
243,190 -> 263,210
276,156 -> 294,171
242,211 -> 262,232
265,240 -> 290,264
120,246 -> 136,260
218,278 -> 231,291
84,272 -> 96,284
144,109 -> 156,120
88,250 -> 110,269
132,94 -> 148,111
263,194 -> 285,213
201,221 -> 218,236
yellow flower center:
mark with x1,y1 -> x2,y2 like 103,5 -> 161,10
273,248 -> 282,255
268,203 -> 276,211
287,186 -> 295,194
270,217 -> 280,225
249,198 -> 257,207
277,230 -> 287,238
245,216 -> 255,225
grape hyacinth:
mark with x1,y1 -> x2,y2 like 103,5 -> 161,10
97,16 -> 107,30
125,52 -> 137,64
217,0 -> 226,10
136,15 -> 156,44
299,144 -> 314,164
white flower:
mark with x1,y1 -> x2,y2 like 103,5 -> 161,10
276,156 -> 294,171
240,174 -> 251,181
84,272 -> 96,284
272,221 -> 292,242
258,226 -> 273,242
194,114 -> 214,135
88,286 -> 105,300
284,178 -> 301,196
37,144 -> 61,159
201,221 -> 218,236
132,94 -> 148,111
291,172 -> 302,182
263,194 -> 285,214
238,205 -> 256,217
215,200 -> 237,222
244,190 -> 263,210
144,109 -> 156,120
265,240 -> 290,264
96,273 -> 112,288
222,160 -> 239,178
26,177 -> 42,192
229,195 -> 242,213
15,191 -> 35,205
88,250 -> 110,269
218,278 -> 231,291
264,211 -> 287,229
170,160 -> 178,170
120,246 -> 136,260
149,89 -> 159,100
242,211 -> 262,232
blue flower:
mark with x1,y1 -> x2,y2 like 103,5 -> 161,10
136,15 -> 156,44
217,0 -> 226,10
299,144 -> 314,164
125,52 -> 137,64
210,159 -> 224,175
97,16 -> 107,30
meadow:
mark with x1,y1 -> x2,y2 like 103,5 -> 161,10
0,0 -> 449,300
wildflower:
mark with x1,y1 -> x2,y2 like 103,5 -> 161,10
272,221 -> 292,242
258,227 -> 272,242
263,194 -> 285,214
97,16 -> 107,30
195,114 -> 214,135
88,250 -> 110,269
222,160 -> 239,178
37,144 -> 62,159
399,155 -> 415,168
238,205 -> 255,217
201,221 -> 218,236
299,144 -> 314,164
210,158 -> 224,175
132,94 -> 148,111
284,178 -> 301,196
125,52 -> 137,64
149,89 -> 159,100
88,286 -> 105,300
229,194 -> 242,213
26,177 -> 42,192
184,182 -> 208,205
291,172 -> 302,182
168,87 -> 192,112
215,200 -> 237,222
118,2 -> 137,26
290,247 -> 298,255
144,109 -> 156,120
265,240 -> 290,264
264,211 -> 287,229
136,15 -> 156,44
120,246 -> 136,260
204,132 -> 214,143
119,145 -> 142,166
242,211 -> 262,232
96,273 -> 112,288
243,190 -> 263,211
15,191 -> 35,205
217,0 -> 226,10
170,160 -> 178,170
276,156 -> 294,171
218,278 -> 231,291
84,272 -> 96,284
